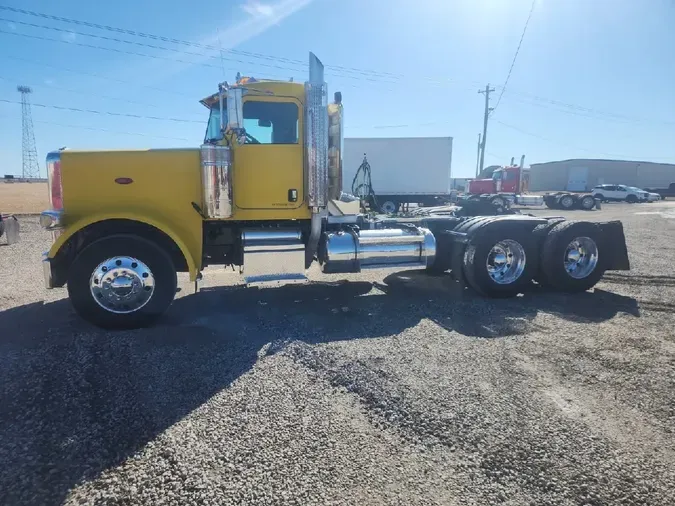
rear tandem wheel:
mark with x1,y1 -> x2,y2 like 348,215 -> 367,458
537,221 -> 605,292
462,226 -> 539,298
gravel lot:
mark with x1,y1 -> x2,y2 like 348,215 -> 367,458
1,202 -> 674,506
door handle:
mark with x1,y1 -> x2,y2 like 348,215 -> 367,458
288,189 -> 298,202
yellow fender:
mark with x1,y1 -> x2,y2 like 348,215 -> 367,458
49,213 -> 200,281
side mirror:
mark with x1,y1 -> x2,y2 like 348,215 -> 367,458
258,118 -> 272,128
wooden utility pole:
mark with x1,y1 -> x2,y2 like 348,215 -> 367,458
477,84 -> 495,174
475,133 -> 482,177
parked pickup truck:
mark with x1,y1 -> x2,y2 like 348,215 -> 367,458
644,183 -> 675,200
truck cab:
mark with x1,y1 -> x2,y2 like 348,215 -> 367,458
467,165 -> 527,195
200,80 -> 310,219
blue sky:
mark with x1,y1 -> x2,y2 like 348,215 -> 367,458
1,0 -> 674,179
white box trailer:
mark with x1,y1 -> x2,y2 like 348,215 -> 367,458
343,136 -> 453,213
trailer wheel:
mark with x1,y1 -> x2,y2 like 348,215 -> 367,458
579,195 -> 596,210
559,194 -> 576,210
490,196 -> 507,208
543,196 -> 558,209
0,218 -> 4,239
67,234 -> 177,329
380,200 -> 399,214
463,228 -> 538,297
538,221 -> 605,292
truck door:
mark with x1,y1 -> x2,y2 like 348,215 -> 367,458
493,170 -> 503,192
234,96 -> 304,210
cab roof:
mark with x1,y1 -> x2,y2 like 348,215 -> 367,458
199,79 -> 305,108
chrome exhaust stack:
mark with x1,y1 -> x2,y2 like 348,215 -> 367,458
304,52 -> 329,266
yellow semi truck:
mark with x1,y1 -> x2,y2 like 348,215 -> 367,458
39,53 -> 630,329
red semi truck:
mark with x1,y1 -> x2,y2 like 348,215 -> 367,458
467,164 -> 597,211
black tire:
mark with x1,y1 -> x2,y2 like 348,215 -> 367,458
538,221 -> 605,293
579,195 -> 596,210
463,227 -> 539,298
559,194 -> 576,210
626,194 -> 638,203
544,196 -> 558,209
0,219 -> 4,239
67,234 -> 178,329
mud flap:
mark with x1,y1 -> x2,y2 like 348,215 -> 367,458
599,220 -> 630,271
2,215 -> 20,244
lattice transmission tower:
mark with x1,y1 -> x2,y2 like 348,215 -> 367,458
17,85 -> 41,179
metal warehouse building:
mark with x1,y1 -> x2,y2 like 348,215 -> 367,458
529,159 -> 675,192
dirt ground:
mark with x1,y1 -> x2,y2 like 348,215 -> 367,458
1,201 -> 674,505
0,182 -> 49,214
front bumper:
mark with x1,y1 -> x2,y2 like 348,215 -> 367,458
40,209 -> 64,230
42,252 -> 55,289
40,209 -> 64,290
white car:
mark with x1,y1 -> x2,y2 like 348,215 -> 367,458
592,184 -> 648,203
628,187 -> 661,202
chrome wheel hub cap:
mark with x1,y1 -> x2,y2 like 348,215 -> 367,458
90,256 -> 155,314
486,239 -> 527,285
564,236 -> 598,279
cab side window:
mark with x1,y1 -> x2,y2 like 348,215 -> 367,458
243,101 -> 299,145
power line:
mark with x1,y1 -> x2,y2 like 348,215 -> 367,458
0,29 -> 395,92
491,0 -> 536,116
0,17 -> 314,77
33,119 -> 191,141
3,5 -> 671,132
0,5 -> 486,90
0,4 -> 406,81
0,98 -> 203,123
492,119 -> 675,161
1,55 -> 198,98
0,75 -> 202,114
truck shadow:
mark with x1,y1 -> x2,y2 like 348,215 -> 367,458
0,272 -> 639,505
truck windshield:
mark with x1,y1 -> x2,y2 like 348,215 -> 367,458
204,104 -> 227,143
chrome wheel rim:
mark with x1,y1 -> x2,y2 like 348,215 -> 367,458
564,236 -> 598,279
381,201 -> 397,214
491,197 -> 505,207
486,239 -> 527,285
582,197 -> 594,208
561,196 -> 574,207
90,256 -> 155,314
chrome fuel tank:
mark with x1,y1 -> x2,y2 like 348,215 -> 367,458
320,227 -> 436,273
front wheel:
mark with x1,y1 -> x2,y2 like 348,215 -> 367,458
626,194 -> 638,203
67,235 -> 178,329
